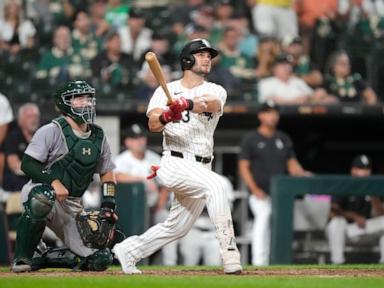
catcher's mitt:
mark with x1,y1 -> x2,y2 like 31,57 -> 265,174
76,208 -> 116,249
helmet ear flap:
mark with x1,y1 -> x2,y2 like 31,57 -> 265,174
181,55 -> 195,70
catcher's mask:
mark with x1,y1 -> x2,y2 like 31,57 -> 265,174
76,209 -> 115,249
54,80 -> 96,124
180,39 -> 218,71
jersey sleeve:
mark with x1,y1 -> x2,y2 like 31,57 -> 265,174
113,153 -> 131,174
216,85 -> 227,116
24,124 -> 58,163
96,136 -> 116,174
238,134 -> 253,160
146,86 -> 168,117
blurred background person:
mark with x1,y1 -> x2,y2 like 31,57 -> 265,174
326,154 -> 384,264
113,123 -> 177,266
0,92 -> 14,186
0,0 -> 36,55
258,53 -> 335,104
323,50 -> 378,105
91,30 -> 134,89
238,101 -> 311,266
2,103 -> 40,192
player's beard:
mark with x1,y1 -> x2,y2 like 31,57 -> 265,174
192,64 -> 210,77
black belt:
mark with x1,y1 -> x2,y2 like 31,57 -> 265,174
170,151 -> 212,164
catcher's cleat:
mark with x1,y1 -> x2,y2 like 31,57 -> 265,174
11,259 -> 32,273
222,249 -> 243,275
112,243 -> 142,274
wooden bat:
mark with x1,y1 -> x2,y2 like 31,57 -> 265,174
145,52 -> 173,104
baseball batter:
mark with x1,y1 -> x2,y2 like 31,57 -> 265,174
113,39 -> 242,274
11,81 -> 117,273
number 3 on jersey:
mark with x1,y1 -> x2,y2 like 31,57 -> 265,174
182,111 -> 190,123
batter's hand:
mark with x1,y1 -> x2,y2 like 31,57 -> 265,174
51,179 -> 69,202
169,96 -> 192,114
160,108 -> 182,124
192,96 -> 208,113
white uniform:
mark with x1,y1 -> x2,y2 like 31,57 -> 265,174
115,79 -> 240,266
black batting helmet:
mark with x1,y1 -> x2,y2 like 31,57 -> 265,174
180,39 -> 218,70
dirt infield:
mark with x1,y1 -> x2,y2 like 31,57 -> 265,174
1,267 -> 384,278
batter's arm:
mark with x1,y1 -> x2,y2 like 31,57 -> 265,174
193,94 -> 222,114
148,108 -> 166,132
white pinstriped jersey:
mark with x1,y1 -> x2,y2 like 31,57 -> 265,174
147,80 -> 227,157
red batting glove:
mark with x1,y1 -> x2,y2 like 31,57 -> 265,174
169,97 -> 192,114
159,108 -> 182,124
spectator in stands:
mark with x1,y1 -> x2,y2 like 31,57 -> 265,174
282,35 -> 323,87
171,0 -> 205,26
238,101 -> 312,266
89,1 -> 110,38
138,32 -> 178,71
113,123 -> 176,265
3,103 -> 40,192
0,92 -> 14,185
71,10 -> 102,62
217,26 -> 256,81
251,0 -> 298,40
91,30 -> 133,89
134,63 -> 171,102
258,53 -> 336,105
254,36 -> 281,79
323,51 -> 378,105
105,0 -> 129,29
118,7 -> 153,62
326,154 -> 384,264
294,0 -> 338,54
0,0 -> 36,55
35,26 -> 91,81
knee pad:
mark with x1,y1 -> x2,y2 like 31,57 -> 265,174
24,184 -> 55,220
83,248 -> 113,271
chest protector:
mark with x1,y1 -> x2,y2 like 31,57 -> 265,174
49,117 -> 104,197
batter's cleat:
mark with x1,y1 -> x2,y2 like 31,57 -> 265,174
222,249 -> 243,275
11,259 -> 32,273
112,243 -> 142,275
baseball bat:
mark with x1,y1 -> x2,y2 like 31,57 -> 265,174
145,52 -> 173,104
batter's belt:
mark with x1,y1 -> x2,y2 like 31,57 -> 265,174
170,150 -> 212,164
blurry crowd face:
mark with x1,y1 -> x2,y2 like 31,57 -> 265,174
75,11 -> 90,34
90,2 -> 106,20
106,35 -> 121,54
216,3 -> 233,20
151,39 -> 169,55
223,28 -> 240,50
333,53 -> 351,78
285,42 -> 303,59
128,16 -> 145,33
54,26 -> 71,51
273,62 -> 293,81
19,106 -> 40,134
4,1 -> 20,20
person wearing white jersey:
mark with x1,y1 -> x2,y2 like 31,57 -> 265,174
113,38 -> 242,274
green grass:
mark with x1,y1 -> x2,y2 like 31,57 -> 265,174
1,265 -> 384,288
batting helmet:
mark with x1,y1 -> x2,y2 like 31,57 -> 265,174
180,39 -> 218,70
54,80 -> 96,124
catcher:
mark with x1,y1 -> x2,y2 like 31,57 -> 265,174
11,80 -> 118,273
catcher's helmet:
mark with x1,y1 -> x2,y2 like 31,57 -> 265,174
54,80 -> 96,124
180,39 -> 218,70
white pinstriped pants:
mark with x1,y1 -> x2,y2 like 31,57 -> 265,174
117,154 -> 236,262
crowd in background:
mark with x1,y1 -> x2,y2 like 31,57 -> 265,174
0,0 -> 384,105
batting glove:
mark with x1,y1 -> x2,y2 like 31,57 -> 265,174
169,97 -> 193,114
159,108 -> 182,125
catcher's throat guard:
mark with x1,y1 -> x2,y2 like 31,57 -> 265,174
76,209 -> 115,249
